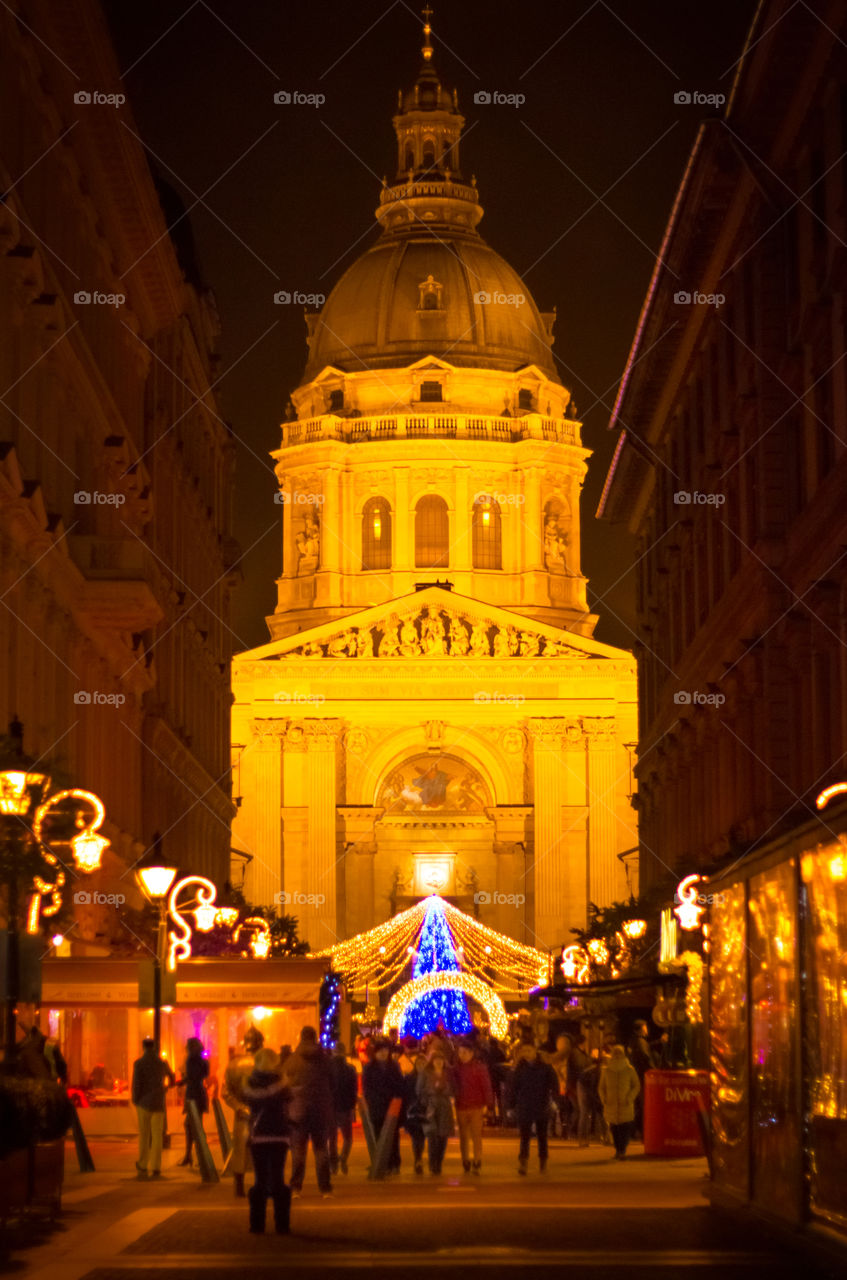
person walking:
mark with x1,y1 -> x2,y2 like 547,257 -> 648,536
328,1041 -> 358,1176
451,1040 -> 493,1174
404,1052 -> 429,1174
599,1044 -> 641,1160
507,1043 -> 559,1175
242,1048 -> 292,1234
176,1037 -> 209,1167
222,1026 -> 264,1196
417,1051 -> 454,1175
566,1035 -> 596,1147
283,1026 -> 334,1196
627,1019 -> 656,1138
131,1038 -> 174,1179
362,1039 -> 405,1175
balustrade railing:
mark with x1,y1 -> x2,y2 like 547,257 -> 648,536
281,413 -> 579,448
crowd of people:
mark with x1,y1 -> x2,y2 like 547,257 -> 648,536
127,1017 -> 660,1235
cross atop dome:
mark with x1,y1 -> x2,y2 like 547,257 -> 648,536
422,4 -> 434,62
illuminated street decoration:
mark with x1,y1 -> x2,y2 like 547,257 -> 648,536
816,782 -> 847,810
0,767 -> 47,816
167,875 -> 219,970
658,951 -> 704,1023
674,874 -> 706,930
233,916 -> 272,959
561,944 -> 589,983
622,917 -> 647,940
26,787 -> 112,932
384,971 -> 509,1040
313,894 -> 551,995
401,896 -> 472,1037
660,907 -> 678,961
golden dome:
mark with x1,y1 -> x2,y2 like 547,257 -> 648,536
304,234 -> 558,381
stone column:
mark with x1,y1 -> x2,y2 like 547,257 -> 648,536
527,719 -> 586,948
338,804 -> 380,938
523,467 -> 544,571
453,467 -> 470,569
394,467 -> 411,569
322,467 -> 341,573
302,721 -> 343,950
583,717 -> 619,908
246,721 -> 284,905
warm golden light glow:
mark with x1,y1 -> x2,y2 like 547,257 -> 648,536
194,902 -> 218,931
561,944 -> 589,983
622,918 -> 647,940
33,788 -> 111,875
674,873 -> 705,930
373,508 -> 382,540
828,853 -> 847,883
383,971 -> 509,1039
0,768 -> 47,816
816,782 -> 847,809
137,865 -> 178,902
167,875 -> 218,970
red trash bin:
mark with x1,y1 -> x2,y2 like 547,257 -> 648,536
642,1068 -> 709,1157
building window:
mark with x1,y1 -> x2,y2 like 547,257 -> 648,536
328,389 -> 344,412
472,497 -> 501,569
404,148 -> 414,171
362,497 -> 391,570
518,388 -> 534,411
415,495 -> 449,568
420,380 -> 443,402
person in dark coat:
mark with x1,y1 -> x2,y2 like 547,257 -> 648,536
131,1037 -> 175,1178
403,1053 -> 429,1174
328,1041 -> 358,1175
176,1037 -> 209,1167
417,1051 -> 454,1174
507,1043 -> 559,1174
282,1026 -> 334,1195
362,1039 -> 405,1174
627,1019 -> 656,1138
242,1048 -> 292,1234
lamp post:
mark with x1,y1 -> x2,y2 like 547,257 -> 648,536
1,719 -> 50,1067
135,864 -> 177,1053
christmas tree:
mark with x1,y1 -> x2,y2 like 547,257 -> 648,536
400,896 -> 473,1037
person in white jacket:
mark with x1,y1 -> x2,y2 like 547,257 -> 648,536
598,1045 -> 640,1160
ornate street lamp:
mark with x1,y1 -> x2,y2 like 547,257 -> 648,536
135,860 -> 178,1053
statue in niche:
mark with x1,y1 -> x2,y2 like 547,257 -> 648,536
399,617 -> 422,657
468,619 -> 490,656
392,865 -> 413,896
378,620 -> 401,657
543,514 -> 569,573
448,616 -> 469,656
296,515 -> 320,576
355,628 -> 374,658
327,630 -> 356,658
518,631 -> 541,657
420,606 -> 446,655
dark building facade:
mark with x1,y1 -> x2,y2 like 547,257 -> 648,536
0,0 -> 238,946
600,0 -> 847,1243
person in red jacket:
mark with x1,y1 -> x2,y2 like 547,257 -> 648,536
450,1040 -> 494,1174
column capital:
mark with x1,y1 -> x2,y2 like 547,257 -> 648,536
526,717 -> 584,749
582,716 -> 617,746
301,718 -> 344,750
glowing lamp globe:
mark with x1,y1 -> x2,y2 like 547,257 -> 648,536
0,768 -> 48,816
622,918 -> 647,940
71,827 -> 110,874
194,902 -> 218,932
137,865 -> 178,902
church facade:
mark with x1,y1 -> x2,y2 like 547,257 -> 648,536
232,17 -> 637,956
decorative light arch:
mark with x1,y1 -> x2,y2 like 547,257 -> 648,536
383,971 -> 509,1039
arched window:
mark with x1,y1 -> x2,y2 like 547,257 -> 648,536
422,139 -> 436,170
415,495 -> 449,568
472,497 -> 502,569
404,148 -> 414,171
362,497 -> 391,570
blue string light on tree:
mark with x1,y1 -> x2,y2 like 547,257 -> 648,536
400,896 -> 473,1037
319,970 -> 343,1049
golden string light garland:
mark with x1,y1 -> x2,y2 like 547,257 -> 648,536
312,894 -> 552,994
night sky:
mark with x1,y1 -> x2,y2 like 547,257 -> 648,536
103,0 -> 756,653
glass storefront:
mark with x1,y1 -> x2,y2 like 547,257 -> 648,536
748,860 -> 800,1216
802,838 -> 847,1229
709,881 -> 748,1197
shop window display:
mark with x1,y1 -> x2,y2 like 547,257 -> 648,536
709,881 -> 749,1196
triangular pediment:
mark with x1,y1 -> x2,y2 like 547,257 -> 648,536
236,587 -> 631,664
